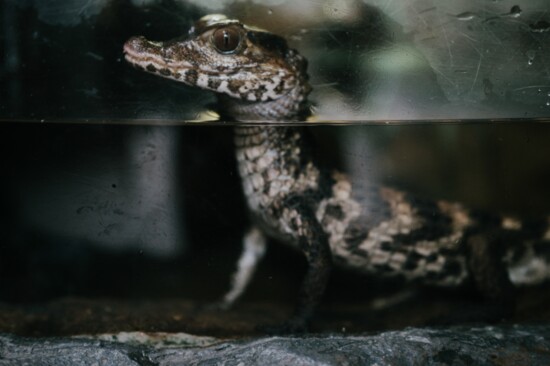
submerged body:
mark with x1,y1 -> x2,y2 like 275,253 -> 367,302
236,126 -> 472,286
124,14 -> 550,330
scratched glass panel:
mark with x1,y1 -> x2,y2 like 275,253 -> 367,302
1,0 -> 549,122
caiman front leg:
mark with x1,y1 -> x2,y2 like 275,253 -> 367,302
263,203 -> 332,334
218,226 -> 267,309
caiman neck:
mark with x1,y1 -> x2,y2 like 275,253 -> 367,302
219,81 -> 311,122
234,126 -> 318,214
232,82 -> 316,212
231,79 -> 313,188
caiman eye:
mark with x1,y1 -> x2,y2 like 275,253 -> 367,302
212,27 -> 241,54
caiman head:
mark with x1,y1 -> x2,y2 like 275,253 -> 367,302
123,14 -> 311,120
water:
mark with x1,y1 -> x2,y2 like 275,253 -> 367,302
1,121 -> 549,301
1,0 -> 550,335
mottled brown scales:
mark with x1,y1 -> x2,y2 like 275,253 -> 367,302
324,204 -> 345,221
227,80 -> 241,96
207,77 -> 221,90
159,68 -> 171,76
185,69 -> 198,85
124,14 -> 550,332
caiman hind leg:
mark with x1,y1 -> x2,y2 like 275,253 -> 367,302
461,230 -> 516,322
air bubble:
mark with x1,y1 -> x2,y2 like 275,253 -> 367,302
455,12 -> 476,21
526,50 -> 536,66
267,9 -> 273,15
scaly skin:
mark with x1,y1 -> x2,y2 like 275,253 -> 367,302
124,14 -> 550,332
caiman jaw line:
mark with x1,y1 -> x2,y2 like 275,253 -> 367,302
123,39 -> 193,78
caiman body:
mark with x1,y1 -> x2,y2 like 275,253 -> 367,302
124,14 -> 550,331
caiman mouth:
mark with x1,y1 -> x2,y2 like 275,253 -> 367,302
123,36 -> 192,78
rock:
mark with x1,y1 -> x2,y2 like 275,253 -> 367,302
1,325 -> 550,365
